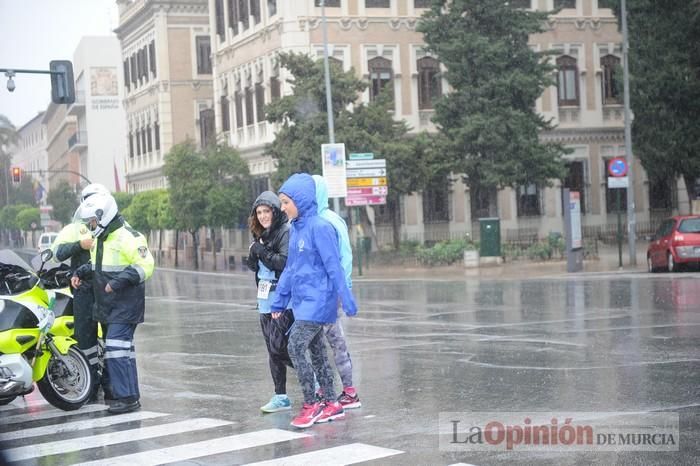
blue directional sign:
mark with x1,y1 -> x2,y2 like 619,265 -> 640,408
608,157 -> 628,177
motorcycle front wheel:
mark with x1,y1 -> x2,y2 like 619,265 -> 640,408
37,346 -> 93,411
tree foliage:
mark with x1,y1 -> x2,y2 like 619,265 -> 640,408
203,143 -> 250,229
46,181 -> 78,225
608,0 -> 700,204
0,204 -> 33,230
0,115 -> 19,207
123,190 -> 160,233
15,207 -> 40,231
418,0 -> 568,205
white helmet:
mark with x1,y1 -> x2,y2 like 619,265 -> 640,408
80,183 -> 110,202
79,193 -> 119,238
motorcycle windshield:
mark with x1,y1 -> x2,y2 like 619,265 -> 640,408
0,249 -> 39,295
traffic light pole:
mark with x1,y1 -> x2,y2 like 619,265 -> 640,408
20,169 -> 91,185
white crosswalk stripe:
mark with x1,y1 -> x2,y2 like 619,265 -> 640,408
243,443 -> 404,465
0,410 -> 169,442
1,397 -> 404,465
4,418 -> 233,462
71,429 -> 310,466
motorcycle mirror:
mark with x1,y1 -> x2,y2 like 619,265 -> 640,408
40,249 -> 53,263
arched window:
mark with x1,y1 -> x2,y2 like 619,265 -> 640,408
417,56 -> 441,110
556,55 -> 579,106
600,54 -> 621,105
368,56 -> 394,103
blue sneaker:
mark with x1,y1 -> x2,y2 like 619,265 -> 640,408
261,394 -> 292,413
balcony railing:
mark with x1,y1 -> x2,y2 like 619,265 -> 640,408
68,131 -> 88,151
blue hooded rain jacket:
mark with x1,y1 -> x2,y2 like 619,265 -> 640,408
271,173 -> 357,323
312,175 -> 352,289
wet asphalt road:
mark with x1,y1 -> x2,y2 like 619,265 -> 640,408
3,267 -> 700,465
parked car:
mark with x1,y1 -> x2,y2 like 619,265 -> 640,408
37,232 -> 58,253
647,215 -> 700,272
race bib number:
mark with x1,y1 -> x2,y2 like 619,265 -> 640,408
257,280 -> 272,299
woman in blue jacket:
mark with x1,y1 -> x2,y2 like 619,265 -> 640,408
271,173 -> 357,428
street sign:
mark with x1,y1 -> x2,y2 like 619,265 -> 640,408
321,143 -> 347,198
349,152 -> 374,160
608,157 -> 628,177
347,186 -> 388,196
346,168 -> 386,178
347,177 -> 387,187
346,159 -> 386,169
345,195 -> 386,206
608,176 -> 629,188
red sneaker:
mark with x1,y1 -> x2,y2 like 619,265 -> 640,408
315,401 -> 345,423
290,402 -> 324,428
337,389 -> 362,409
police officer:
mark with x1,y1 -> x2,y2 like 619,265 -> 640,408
72,193 -> 154,415
51,183 -> 110,399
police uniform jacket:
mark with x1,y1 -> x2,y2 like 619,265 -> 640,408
52,222 -> 92,271
76,215 -> 154,324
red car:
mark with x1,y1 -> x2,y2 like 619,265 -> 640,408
647,215 -> 700,272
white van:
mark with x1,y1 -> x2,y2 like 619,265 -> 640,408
37,232 -> 58,252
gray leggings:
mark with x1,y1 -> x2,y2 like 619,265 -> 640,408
288,320 -> 335,405
323,319 -> 353,388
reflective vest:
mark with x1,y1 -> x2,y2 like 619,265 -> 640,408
52,222 -> 92,270
90,222 -> 154,324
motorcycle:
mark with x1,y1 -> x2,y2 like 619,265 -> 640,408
0,249 -> 93,410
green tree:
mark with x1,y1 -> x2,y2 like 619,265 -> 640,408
47,181 -> 78,225
146,189 -> 176,264
202,143 -> 250,270
10,176 -> 38,207
0,203 -> 33,246
607,0 -> 700,207
265,53 -> 449,248
113,192 -> 134,213
265,52 -> 366,187
163,141 -> 209,269
122,190 -> 160,234
418,0 -> 568,215
15,207 -> 40,231
0,115 -> 19,208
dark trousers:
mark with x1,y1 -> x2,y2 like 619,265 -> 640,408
73,285 -> 100,379
288,320 -> 335,405
259,311 -> 294,395
103,323 -> 139,401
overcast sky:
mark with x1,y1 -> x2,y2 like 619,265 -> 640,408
0,0 -> 118,130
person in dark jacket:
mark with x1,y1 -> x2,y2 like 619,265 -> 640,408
51,183 -> 111,399
271,173 -> 357,429
72,193 -> 154,415
246,191 -> 295,413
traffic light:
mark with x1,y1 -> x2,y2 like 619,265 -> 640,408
49,60 -> 75,105
11,167 -> 21,184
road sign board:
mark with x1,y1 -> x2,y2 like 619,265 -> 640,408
346,159 -> 386,169
347,186 -> 388,196
349,153 -> 374,160
345,195 -> 386,206
347,177 -> 387,187
608,176 -> 629,188
346,168 -> 386,178
321,143 -> 347,198
608,157 -> 628,177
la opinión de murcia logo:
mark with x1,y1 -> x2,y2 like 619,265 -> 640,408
439,412 -> 679,452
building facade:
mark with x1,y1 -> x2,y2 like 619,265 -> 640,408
42,103 -> 80,191
209,0 -> 667,245
115,0 -> 214,193
68,36 -> 128,192
12,112 -> 49,203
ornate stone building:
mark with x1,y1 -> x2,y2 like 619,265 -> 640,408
115,0 -> 213,192
210,0 -> 665,244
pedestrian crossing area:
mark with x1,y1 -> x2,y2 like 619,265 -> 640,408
0,396 -> 404,465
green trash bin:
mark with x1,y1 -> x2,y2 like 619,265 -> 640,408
479,217 -> 501,257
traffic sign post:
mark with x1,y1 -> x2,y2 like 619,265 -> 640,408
608,158 -> 629,269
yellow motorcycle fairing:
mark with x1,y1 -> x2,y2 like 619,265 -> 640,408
0,328 -> 39,354
31,335 -> 78,381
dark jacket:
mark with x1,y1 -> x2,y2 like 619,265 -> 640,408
75,215 -> 155,324
246,191 -> 290,284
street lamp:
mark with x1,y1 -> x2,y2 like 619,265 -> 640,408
320,0 -> 341,213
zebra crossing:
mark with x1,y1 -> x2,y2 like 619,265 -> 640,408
0,395 -> 403,465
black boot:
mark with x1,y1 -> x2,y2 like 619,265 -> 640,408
107,399 -> 141,414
